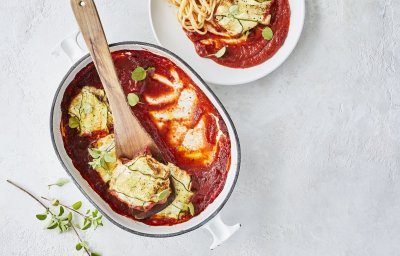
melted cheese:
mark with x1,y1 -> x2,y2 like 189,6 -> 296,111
109,156 -> 172,212
150,88 -> 198,124
147,69 -> 226,166
212,0 -> 272,37
154,163 -> 194,219
68,86 -> 112,135
179,113 -> 224,165
145,69 -> 184,105
91,134 -> 117,182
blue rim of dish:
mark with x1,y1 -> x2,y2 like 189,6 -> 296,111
50,41 -> 241,238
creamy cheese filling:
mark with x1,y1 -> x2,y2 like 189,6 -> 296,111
148,70 -> 224,165
154,163 -> 194,219
68,86 -> 113,135
109,156 -> 172,212
210,0 -> 272,37
145,69 -> 184,105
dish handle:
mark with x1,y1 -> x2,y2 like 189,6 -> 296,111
203,213 -> 241,250
54,31 -> 86,62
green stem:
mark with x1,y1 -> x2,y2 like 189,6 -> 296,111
41,196 -> 87,218
6,180 -> 51,213
70,222 -> 91,256
6,180 -> 91,256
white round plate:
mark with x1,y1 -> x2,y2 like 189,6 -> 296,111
149,0 -> 305,85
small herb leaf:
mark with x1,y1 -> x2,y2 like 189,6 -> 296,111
88,148 -> 102,159
72,201 -> 82,210
157,189 -> 170,201
188,202 -> 195,216
51,199 -> 60,206
82,221 -> 92,230
67,212 -> 73,221
262,26 -> 274,40
76,243 -> 83,251
215,46 -> 227,58
92,209 -> 98,218
58,206 -> 64,216
103,153 -> 115,163
48,178 -> 69,188
131,67 -> 147,81
127,93 -> 140,107
47,221 -> 58,229
91,253 -> 101,256
36,213 -> 47,221
68,116 -> 80,129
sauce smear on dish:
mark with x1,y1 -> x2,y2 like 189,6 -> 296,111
61,50 -> 231,226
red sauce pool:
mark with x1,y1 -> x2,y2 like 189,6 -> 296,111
186,0 -> 290,68
61,50 -> 231,226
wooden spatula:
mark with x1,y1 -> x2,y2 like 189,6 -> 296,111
70,0 -> 161,160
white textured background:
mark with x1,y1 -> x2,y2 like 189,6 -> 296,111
1,0 -> 400,255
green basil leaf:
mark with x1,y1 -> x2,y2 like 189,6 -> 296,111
188,202 -> 195,216
92,209 -> 98,218
157,189 -> 170,201
58,206 -> 64,216
96,220 -> 103,228
51,199 -> 60,206
36,213 -> 47,221
68,116 -> 80,129
95,215 -> 103,227
131,67 -> 147,81
100,157 -> 108,170
262,26 -> 274,40
72,201 -> 82,210
88,148 -> 101,159
103,153 -> 116,163
76,243 -> 83,251
127,93 -> 140,107
91,252 -> 101,256
82,221 -> 92,230
60,220 -> 70,232
47,221 -> 58,229
48,178 -> 69,188
67,212 -> 73,221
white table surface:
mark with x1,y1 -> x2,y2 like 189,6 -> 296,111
1,0 -> 400,255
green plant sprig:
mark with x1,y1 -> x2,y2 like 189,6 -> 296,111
88,142 -> 116,171
6,180 -> 101,256
41,197 -> 103,230
48,178 -> 70,188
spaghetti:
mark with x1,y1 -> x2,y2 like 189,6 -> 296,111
169,0 -> 220,35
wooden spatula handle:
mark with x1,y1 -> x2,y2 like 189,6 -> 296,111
71,0 -> 120,92
70,0 -> 157,159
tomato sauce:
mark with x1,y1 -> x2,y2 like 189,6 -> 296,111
61,50 -> 231,226
186,0 -> 290,68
